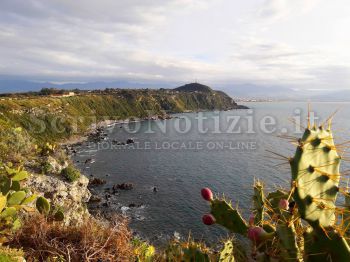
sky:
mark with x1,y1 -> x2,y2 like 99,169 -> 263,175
1,0 -> 350,90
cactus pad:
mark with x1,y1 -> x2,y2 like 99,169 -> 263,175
252,181 -> 265,225
210,199 -> 248,235
8,191 -> 26,206
218,240 -> 235,262
291,126 -> 340,227
36,196 -> 50,215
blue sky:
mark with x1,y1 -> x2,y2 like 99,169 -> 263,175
1,0 -> 350,90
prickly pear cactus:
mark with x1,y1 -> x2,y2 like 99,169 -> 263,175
0,163 -> 51,243
36,196 -> 50,215
210,199 -> 248,235
276,219 -> 301,261
218,240 -> 235,262
291,125 -> 340,227
344,189 -> 350,237
164,239 -> 239,262
200,114 -> 350,261
163,239 -> 210,262
132,238 -> 156,262
252,180 -> 264,225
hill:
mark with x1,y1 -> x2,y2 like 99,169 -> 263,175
0,87 -> 246,143
173,83 -> 213,93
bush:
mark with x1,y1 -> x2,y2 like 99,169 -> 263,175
10,214 -> 133,261
41,161 -> 52,174
61,165 -> 80,182
0,127 -> 33,163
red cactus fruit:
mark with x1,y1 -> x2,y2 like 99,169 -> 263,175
201,188 -> 213,201
247,226 -> 267,242
279,199 -> 289,210
202,214 -> 216,225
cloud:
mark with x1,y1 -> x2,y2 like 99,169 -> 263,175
1,0 -> 350,91
257,0 -> 319,23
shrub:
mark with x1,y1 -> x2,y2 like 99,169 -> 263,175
10,214 -> 133,261
0,127 -> 33,163
41,161 -> 52,174
61,165 -> 80,182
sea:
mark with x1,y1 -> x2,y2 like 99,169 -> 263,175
72,102 -> 350,245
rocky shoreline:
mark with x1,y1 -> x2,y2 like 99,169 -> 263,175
60,108 -> 250,241
60,115 -> 174,227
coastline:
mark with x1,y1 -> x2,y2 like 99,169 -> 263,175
64,107 -> 250,245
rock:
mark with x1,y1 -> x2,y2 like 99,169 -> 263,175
120,206 -> 130,212
88,128 -> 108,143
25,173 -> 91,226
89,195 -> 102,203
105,194 -> 111,200
84,158 -> 92,164
89,177 -> 106,186
45,156 -> 68,174
236,105 -> 249,109
113,183 -> 133,191
126,138 -> 134,144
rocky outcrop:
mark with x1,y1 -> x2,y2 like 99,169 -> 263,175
46,156 -> 68,174
25,173 -> 91,226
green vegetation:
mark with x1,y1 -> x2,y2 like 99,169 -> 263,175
0,162 -> 51,260
0,163 -> 50,239
0,247 -> 24,262
61,165 -> 81,182
174,82 -> 213,93
0,88 -> 238,148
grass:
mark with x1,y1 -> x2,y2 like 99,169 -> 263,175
9,214 -> 133,261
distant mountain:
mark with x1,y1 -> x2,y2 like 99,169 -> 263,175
0,79 -> 174,94
2,78 -> 349,101
174,83 -> 213,93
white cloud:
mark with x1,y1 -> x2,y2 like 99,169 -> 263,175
1,0 -> 350,90
257,0 -> 320,23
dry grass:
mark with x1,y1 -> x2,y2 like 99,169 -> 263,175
9,214 -> 133,262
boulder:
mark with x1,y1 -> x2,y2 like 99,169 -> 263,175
25,173 -> 91,226
88,177 -> 106,186
113,183 -> 133,191
126,138 -> 135,144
